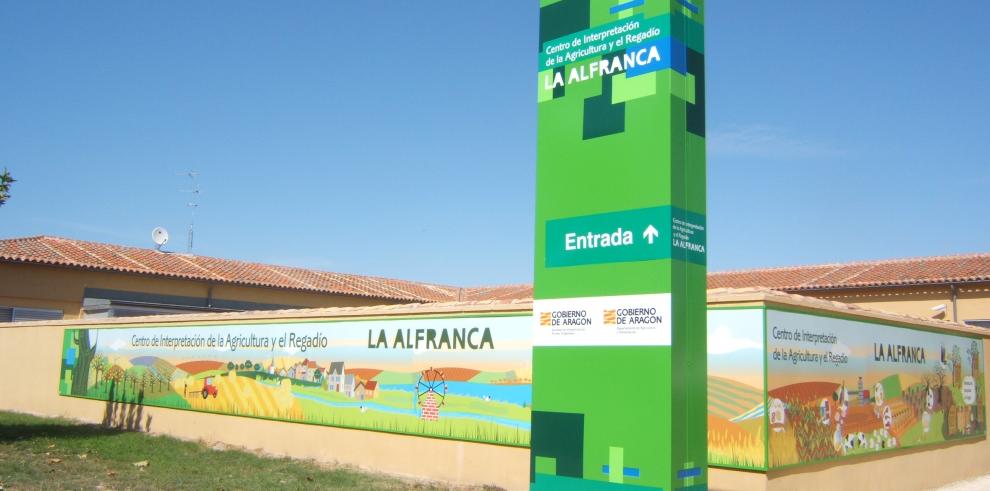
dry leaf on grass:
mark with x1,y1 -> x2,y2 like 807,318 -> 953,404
106,470 -> 117,478
47,458 -> 62,464
132,460 -> 149,468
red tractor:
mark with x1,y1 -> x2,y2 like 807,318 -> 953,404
201,376 -> 219,399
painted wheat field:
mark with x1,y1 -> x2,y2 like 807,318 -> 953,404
708,376 -> 766,469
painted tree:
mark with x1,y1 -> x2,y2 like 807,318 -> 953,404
253,363 -> 262,372
968,340 -> 981,376
951,345 -> 964,387
70,330 -> 97,396
106,365 -> 124,384
91,356 -> 104,389
934,362 -> 947,388
120,371 -> 129,399
106,365 -> 124,400
156,363 -> 175,389
0,168 -> 14,206
227,361 -> 235,370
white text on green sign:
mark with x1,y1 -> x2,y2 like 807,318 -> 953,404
545,206 -> 706,268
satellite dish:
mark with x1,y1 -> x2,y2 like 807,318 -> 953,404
151,227 -> 169,250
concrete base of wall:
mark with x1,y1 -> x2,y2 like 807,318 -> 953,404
710,468 -> 768,490
711,435 -> 990,491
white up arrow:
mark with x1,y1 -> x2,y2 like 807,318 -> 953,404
643,224 -> 659,244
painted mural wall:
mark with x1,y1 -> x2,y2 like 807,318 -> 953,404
58,314 -> 532,446
707,308 -> 766,469
766,308 -> 986,468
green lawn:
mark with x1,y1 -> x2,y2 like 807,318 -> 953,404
0,411 -> 499,490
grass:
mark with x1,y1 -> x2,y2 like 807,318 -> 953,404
0,411 -> 499,491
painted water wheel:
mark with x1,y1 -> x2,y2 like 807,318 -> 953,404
417,367 -> 448,408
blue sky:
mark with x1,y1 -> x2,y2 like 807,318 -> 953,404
2,2 -> 988,286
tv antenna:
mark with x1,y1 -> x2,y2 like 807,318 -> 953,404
179,171 -> 200,253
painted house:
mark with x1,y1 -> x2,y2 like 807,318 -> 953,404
328,361 -> 344,391
355,380 -> 377,401
305,360 -> 320,382
342,374 -> 356,397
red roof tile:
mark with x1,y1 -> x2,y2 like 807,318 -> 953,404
457,254 -> 990,299
457,284 -> 535,302
4,236 -> 988,302
708,253 -> 990,291
0,236 -> 461,303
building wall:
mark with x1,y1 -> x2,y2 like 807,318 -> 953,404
0,304 -> 531,490
802,282 -> 990,325
4,297 -> 989,490
705,291 -> 990,490
0,262 -> 405,320
759,342 -> 990,491
959,284 -> 990,323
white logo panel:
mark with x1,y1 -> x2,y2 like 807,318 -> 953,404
533,293 -> 671,347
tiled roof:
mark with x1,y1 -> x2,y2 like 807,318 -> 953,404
708,253 -> 990,291
708,288 -> 987,337
0,236 -> 461,303
454,254 -> 990,299
4,236 -> 987,303
457,284 -> 535,302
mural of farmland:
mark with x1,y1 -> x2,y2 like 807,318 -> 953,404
766,309 -> 985,468
707,308 -> 766,469
59,315 -> 532,446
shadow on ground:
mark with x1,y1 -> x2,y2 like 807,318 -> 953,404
0,381 -> 154,442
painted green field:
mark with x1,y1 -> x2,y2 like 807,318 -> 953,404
290,386 -> 529,446
294,399 -> 529,446
707,376 -> 763,420
291,386 -> 529,422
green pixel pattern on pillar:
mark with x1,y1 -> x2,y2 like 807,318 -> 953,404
533,0 -> 707,490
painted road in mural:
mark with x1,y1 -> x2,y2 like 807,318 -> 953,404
59,315 -> 532,446
766,309 -> 985,468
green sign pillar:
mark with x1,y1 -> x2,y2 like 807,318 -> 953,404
532,1 -> 706,490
